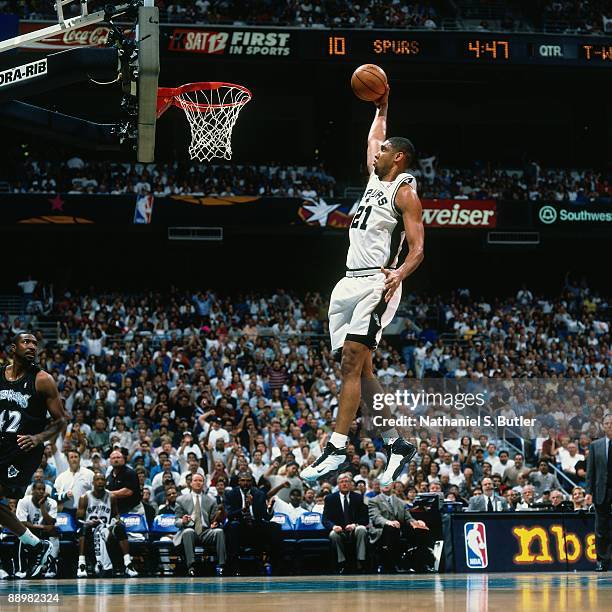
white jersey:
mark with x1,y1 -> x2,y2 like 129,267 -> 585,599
346,172 -> 417,272
84,490 -> 113,525
16,495 -> 57,524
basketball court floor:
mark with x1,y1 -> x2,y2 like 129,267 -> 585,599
0,573 -> 610,611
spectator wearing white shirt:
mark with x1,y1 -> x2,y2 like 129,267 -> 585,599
177,432 -> 203,471
559,442 -> 584,479
491,450 -> 515,478
443,429 -> 461,456
248,450 -> 268,485
208,418 -> 230,448
54,449 -> 94,513
449,462 -> 466,488
438,452 -> 454,477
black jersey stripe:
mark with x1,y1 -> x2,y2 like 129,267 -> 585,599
390,174 -> 414,217
385,217 -> 404,269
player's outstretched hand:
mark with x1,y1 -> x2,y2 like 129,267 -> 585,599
381,267 -> 402,302
375,84 -> 390,108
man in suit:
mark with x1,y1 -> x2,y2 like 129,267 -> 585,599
586,413 -> 612,572
369,483 -> 431,572
322,473 -> 369,573
467,477 -> 510,512
224,471 -> 281,574
174,473 -> 227,576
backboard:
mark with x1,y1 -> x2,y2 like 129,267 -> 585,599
0,0 -> 159,162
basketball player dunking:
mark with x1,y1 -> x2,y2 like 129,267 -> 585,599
302,86 -> 424,484
0,332 -> 67,577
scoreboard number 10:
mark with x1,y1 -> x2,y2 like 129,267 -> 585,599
328,36 -> 346,56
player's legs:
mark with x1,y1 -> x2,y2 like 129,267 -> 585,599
0,483 -> 52,578
302,340 -> 369,481
335,340 -> 371,434
110,522 -> 138,576
361,354 -> 417,485
77,530 -> 89,577
303,276 -> 383,481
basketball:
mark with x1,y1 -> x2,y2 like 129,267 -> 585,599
351,64 -> 388,101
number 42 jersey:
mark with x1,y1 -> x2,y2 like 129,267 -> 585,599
346,172 -> 417,273
0,365 -> 47,464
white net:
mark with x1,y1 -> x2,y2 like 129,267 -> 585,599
174,84 -> 251,162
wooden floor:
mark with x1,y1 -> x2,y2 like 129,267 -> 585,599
1,573 -> 611,611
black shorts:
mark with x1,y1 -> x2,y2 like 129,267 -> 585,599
0,443 -> 44,498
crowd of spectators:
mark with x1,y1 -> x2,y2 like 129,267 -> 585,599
3,153 -> 611,204
1,280 -> 608,523
419,163 -> 612,204
5,0 -> 611,33
4,0 -> 440,29
541,0 -> 611,34
4,157 -> 337,199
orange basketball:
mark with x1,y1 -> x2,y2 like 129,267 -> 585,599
351,64 -> 388,102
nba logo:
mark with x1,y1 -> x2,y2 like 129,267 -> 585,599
464,522 -> 488,569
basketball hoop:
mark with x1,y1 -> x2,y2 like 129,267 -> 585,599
157,82 -> 251,162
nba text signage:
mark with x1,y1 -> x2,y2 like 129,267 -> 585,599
537,203 -> 612,227
452,512 -> 596,572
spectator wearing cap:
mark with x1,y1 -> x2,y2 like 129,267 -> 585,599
208,417 -> 230,448
177,432 -> 203,468
323,473 -> 369,573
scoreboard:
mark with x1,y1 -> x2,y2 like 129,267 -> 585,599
164,27 -> 612,68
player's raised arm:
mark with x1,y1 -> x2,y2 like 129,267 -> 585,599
381,183 -> 424,302
366,85 -> 390,174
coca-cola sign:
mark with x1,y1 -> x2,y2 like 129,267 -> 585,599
18,22 -> 118,50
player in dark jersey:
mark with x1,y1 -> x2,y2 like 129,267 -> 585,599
0,332 -> 67,577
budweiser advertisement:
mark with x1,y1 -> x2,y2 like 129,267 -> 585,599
17,22 -> 127,50
298,198 -> 496,229
421,199 -> 496,228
